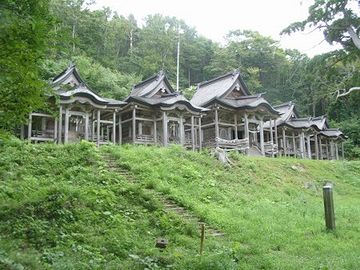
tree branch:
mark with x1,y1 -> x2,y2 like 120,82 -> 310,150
333,87 -> 360,100
347,26 -> 360,50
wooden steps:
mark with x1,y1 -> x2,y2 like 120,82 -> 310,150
102,153 -> 225,238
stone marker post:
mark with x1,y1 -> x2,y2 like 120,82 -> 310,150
323,183 -> 335,230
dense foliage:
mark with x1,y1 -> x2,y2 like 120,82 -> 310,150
0,142 -> 359,269
1,0 -> 359,157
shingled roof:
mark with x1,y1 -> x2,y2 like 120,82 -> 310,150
320,128 -> 346,139
125,71 -> 206,113
53,65 -> 126,107
191,71 -> 250,107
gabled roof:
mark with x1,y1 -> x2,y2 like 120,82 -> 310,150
280,116 -> 329,131
129,70 -> 174,98
191,71 -> 251,107
126,70 -> 207,113
274,101 -> 299,122
320,128 -> 346,139
52,65 -> 126,107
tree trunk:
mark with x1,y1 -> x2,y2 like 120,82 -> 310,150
347,26 -> 360,50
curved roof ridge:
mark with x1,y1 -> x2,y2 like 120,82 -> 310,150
198,70 -> 239,87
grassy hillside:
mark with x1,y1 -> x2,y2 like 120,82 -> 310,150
0,140 -> 359,269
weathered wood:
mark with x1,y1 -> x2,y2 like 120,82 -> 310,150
84,113 -> 89,140
274,119 -> 278,149
341,141 -> 344,160
292,131 -> 296,158
20,125 -> 25,140
314,133 -> 319,160
307,135 -> 311,159
163,111 -> 168,147
97,110 -> 101,146
112,111 -> 116,144
191,116 -> 195,150
132,107 -> 136,143
54,119 -> 58,141
199,116 -> 202,150
326,140 -> 329,160
335,142 -> 339,160
300,131 -> 305,158
323,184 -> 336,230
330,140 -> 335,160
319,136 -> 323,160
282,128 -> 287,156
234,114 -> 238,139
259,117 -> 265,156
179,114 -> 185,145
118,114 -> 122,144
28,114 -> 32,141
244,113 -> 249,140
64,108 -> 70,144
153,116 -> 157,143
214,108 -> 219,141
269,118 -> 274,157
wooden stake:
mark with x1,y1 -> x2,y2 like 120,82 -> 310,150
323,184 -> 335,230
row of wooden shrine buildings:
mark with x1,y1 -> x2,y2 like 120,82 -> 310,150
22,65 -> 346,160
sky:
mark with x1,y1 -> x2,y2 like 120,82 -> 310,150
92,0 -> 343,57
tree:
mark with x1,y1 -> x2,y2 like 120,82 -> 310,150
0,0 -> 54,130
282,0 -> 360,52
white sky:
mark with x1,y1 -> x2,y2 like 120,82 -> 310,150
92,0 -> 343,57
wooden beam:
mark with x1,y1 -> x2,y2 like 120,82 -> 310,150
153,115 -> 157,144
179,114 -> 185,145
28,113 -> 32,142
54,119 -> 58,142
314,134 -> 319,160
306,135 -> 311,159
214,108 -> 219,143
274,119 -> 278,147
335,142 -> 339,160
163,111 -> 168,147
292,131 -> 297,158
199,116 -> 202,151
234,114 -> 238,139
282,128 -> 287,156
326,139 -> 329,160
84,113 -> 89,140
300,131 -> 305,158
319,136 -> 323,160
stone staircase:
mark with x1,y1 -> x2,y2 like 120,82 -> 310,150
102,153 -> 225,237
247,146 -> 262,157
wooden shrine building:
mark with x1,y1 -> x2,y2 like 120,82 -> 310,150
121,71 -> 207,149
191,71 -> 280,156
25,65 -> 125,145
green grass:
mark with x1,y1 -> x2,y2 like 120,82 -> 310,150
0,139 -> 359,269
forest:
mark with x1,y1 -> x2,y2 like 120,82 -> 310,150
1,0 -> 360,158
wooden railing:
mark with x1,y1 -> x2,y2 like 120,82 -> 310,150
215,137 -> 249,151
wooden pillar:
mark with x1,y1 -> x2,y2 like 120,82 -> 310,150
84,113 -> 89,140
20,125 -> 25,140
307,135 -> 311,159
214,107 -> 219,141
191,116 -> 195,150
292,131 -> 297,158
282,128 -> 287,156
28,113 -> 32,141
335,142 -> 339,160
259,117 -> 265,156
199,116 -> 202,151
274,119 -> 278,147
162,111 -> 168,147
341,141 -> 345,160
132,106 -> 136,143
300,131 -> 305,158
319,136 -> 323,160
179,114 -> 185,145
54,119 -> 58,142
244,112 -> 249,140
58,106 -> 63,143
153,115 -> 157,144
118,113 -> 122,144
323,184 -> 336,230
314,133 -> 319,160
112,111 -> 116,144
96,110 -> 100,146
269,118 -> 274,157
234,113 -> 238,139
64,108 -> 70,144
326,139 -> 329,160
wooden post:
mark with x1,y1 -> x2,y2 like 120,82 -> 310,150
323,184 -> 335,230
84,113 -> 89,140
335,142 -> 339,160
58,106 -> 63,143
214,107 -> 219,146
199,223 -> 205,255
341,141 -> 344,160
153,115 -> 157,144
54,118 -> 58,142
300,131 -> 305,158
20,125 -> 25,140
132,106 -> 136,143
191,116 -> 195,150
112,111 -> 116,144
259,117 -> 265,156
28,113 -> 32,141
282,128 -> 287,157
330,140 -> 335,160
274,119 -> 278,148
64,108 -> 70,144
179,114 -> 185,145
292,131 -> 296,158
307,135 -> 311,159
199,116 -> 202,151
97,110 -> 100,146
118,113 -> 122,144
326,139 -> 329,160
269,118 -> 274,157
163,111 -> 168,147
319,136 -> 323,160
314,133 -> 319,160
234,113 -> 238,139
